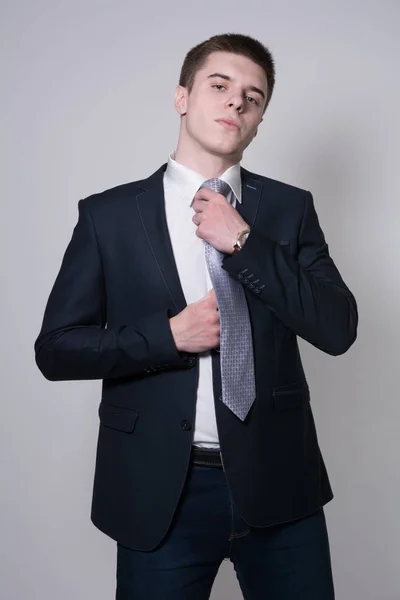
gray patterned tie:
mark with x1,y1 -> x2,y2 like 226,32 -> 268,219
200,178 -> 256,421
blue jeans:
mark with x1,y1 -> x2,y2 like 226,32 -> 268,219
116,464 -> 335,599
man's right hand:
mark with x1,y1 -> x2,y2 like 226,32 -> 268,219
169,289 -> 220,353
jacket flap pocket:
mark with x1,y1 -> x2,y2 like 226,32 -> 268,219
272,383 -> 309,411
98,402 -> 139,433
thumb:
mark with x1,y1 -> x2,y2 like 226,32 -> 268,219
207,288 -> 218,307
207,288 -> 217,301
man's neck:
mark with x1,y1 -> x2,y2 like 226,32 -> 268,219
174,139 -> 241,179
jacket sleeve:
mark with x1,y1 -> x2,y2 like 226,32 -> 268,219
34,200 -> 192,381
222,191 -> 358,356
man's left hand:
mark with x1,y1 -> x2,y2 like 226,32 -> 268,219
191,187 -> 249,255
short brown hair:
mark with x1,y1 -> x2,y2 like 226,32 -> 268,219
179,33 -> 276,113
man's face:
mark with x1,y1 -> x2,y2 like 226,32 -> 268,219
175,51 -> 268,160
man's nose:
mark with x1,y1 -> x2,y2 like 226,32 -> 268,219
226,95 -> 243,111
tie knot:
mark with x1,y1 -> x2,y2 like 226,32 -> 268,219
200,178 -> 231,197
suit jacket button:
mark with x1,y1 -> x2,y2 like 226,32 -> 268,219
181,420 -> 192,431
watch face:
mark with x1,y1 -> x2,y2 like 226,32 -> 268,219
238,230 -> 250,245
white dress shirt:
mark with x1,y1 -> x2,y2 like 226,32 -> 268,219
163,151 -> 242,448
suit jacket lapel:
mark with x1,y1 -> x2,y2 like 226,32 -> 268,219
136,164 -> 187,315
238,167 -> 263,228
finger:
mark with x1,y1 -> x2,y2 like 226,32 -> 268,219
205,289 -> 216,304
191,188 -> 216,205
208,291 -> 218,308
194,188 -> 213,200
191,199 -> 209,212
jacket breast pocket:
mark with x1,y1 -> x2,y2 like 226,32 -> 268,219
98,401 -> 139,433
278,239 -> 297,256
272,382 -> 310,411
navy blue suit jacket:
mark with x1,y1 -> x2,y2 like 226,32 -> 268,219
35,163 -> 358,550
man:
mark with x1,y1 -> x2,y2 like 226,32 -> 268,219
35,33 -> 357,599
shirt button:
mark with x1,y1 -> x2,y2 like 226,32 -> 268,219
181,420 -> 192,431
187,357 -> 195,367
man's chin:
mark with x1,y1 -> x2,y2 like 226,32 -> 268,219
206,142 -> 243,160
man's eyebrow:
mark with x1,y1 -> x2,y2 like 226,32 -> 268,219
206,72 -> 266,100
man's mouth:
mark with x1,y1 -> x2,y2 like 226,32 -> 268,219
216,119 -> 240,131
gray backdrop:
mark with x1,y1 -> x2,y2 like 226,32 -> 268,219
1,0 -> 399,598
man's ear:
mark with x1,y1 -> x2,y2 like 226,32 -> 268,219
174,85 -> 188,116
253,116 -> 264,138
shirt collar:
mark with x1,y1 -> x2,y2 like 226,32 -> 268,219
165,151 -> 242,204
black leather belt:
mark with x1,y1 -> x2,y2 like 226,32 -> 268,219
191,446 -> 223,468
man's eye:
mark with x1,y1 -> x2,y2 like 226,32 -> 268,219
212,84 -> 225,90
247,96 -> 258,105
